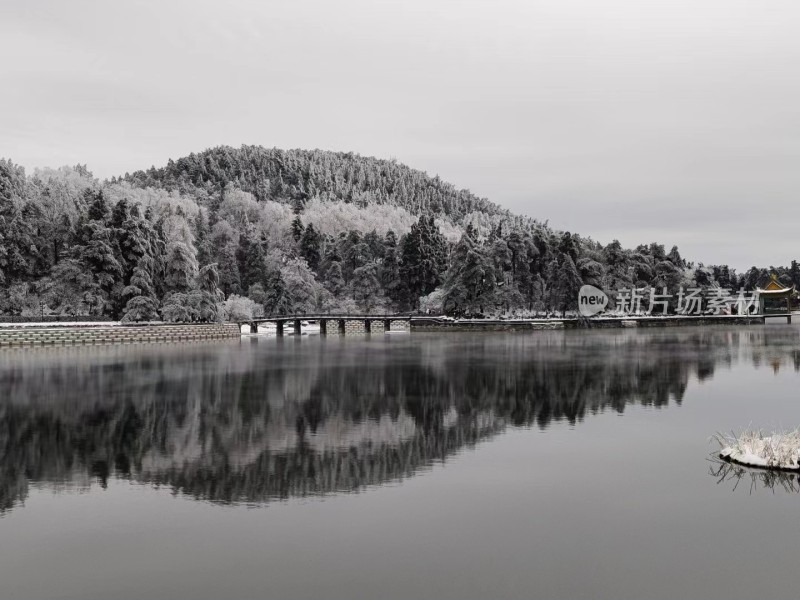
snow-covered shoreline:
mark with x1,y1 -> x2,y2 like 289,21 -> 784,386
0,321 -> 121,329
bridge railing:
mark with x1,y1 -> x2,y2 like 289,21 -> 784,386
248,312 -> 426,321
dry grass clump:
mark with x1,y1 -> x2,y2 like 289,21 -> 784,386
713,429 -> 800,471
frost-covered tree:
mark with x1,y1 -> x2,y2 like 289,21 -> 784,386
221,294 -> 260,322
380,230 -> 404,308
549,254 -> 583,315
236,232 -> 268,292
0,146 -> 785,319
61,191 -> 124,315
121,255 -> 158,322
262,269 -> 292,315
210,219 -> 240,296
161,293 -> 192,322
281,258 -> 327,313
443,233 -> 497,315
0,159 -> 36,286
351,262 -> 382,312
340,231 -> 369,281
400,215 -> 448,309
165,242 -> 198,293
324,260 -> 346,298
195,210 -> 211,266
121,295 -> 159,322
195,263 -> 223,322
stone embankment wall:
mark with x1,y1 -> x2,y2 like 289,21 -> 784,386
0,323 -> 241,347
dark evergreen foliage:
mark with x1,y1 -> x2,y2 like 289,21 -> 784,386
125,145 -> 505,221
0,149 -> 791,320
299,223 -> 321,271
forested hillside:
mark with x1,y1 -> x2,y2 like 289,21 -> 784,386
126,146 -> 506,221
0,146 -> 795,321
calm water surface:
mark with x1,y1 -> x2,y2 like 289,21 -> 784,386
1,327 -> 800,599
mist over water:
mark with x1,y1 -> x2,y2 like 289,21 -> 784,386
2,329 -> 800,599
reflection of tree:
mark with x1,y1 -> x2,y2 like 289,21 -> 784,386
2,328 -> 799,513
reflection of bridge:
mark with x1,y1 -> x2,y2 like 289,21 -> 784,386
242,314 -> 413,335
4,325 -> 783,512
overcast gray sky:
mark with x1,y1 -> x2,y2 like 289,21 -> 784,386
2,0 -> 799,270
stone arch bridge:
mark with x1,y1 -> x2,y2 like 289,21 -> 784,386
240,314 -> 413,336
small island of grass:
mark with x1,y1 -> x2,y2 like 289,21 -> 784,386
716,429 -> 800,471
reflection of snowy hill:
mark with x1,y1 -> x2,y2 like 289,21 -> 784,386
138,411 -> 421,473
2,328 -> 798,512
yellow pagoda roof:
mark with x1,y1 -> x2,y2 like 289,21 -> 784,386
757,274 -> 795,296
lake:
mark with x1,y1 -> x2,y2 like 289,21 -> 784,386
1,327 -> 799,599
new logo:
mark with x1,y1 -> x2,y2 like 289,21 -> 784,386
578,285 -> 608,317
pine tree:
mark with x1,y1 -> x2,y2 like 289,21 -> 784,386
118,204 -> 151,276
121,255 -> 159,322
351,262 -> 382,312
558,232 -> 578,263
0,159 -> 36,286
506,231 -> 526,281
291,216 -> 305,242
86,189 -> 109,222
363,229 -> 385,261
443,233 -> 496,315
667,245 -> 684,267
551,254 -> 583,316
300,223 -> 321,271
210,221 -> 240,296
195,211 -> 211,266
340,230 -> 367,281
380,230 -> 403,309
77,221 -> 123,291
69,193 -> 123,315
491,238 -> 512,280
263,268 -> 292,315
400,215 -> 447,309
324,260 -> 346,298
109,203 -> 156,315
195,263 -> 222,322
790,260 -> 800,287
236,233 -> 268,292
165,242 -> 198,293
320,239 -> 341,280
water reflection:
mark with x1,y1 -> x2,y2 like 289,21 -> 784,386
709,459 -> 800,494
2,328 -> 800,514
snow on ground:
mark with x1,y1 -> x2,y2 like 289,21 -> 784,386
0,321 -> 120,328
716,429 -> 800,470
